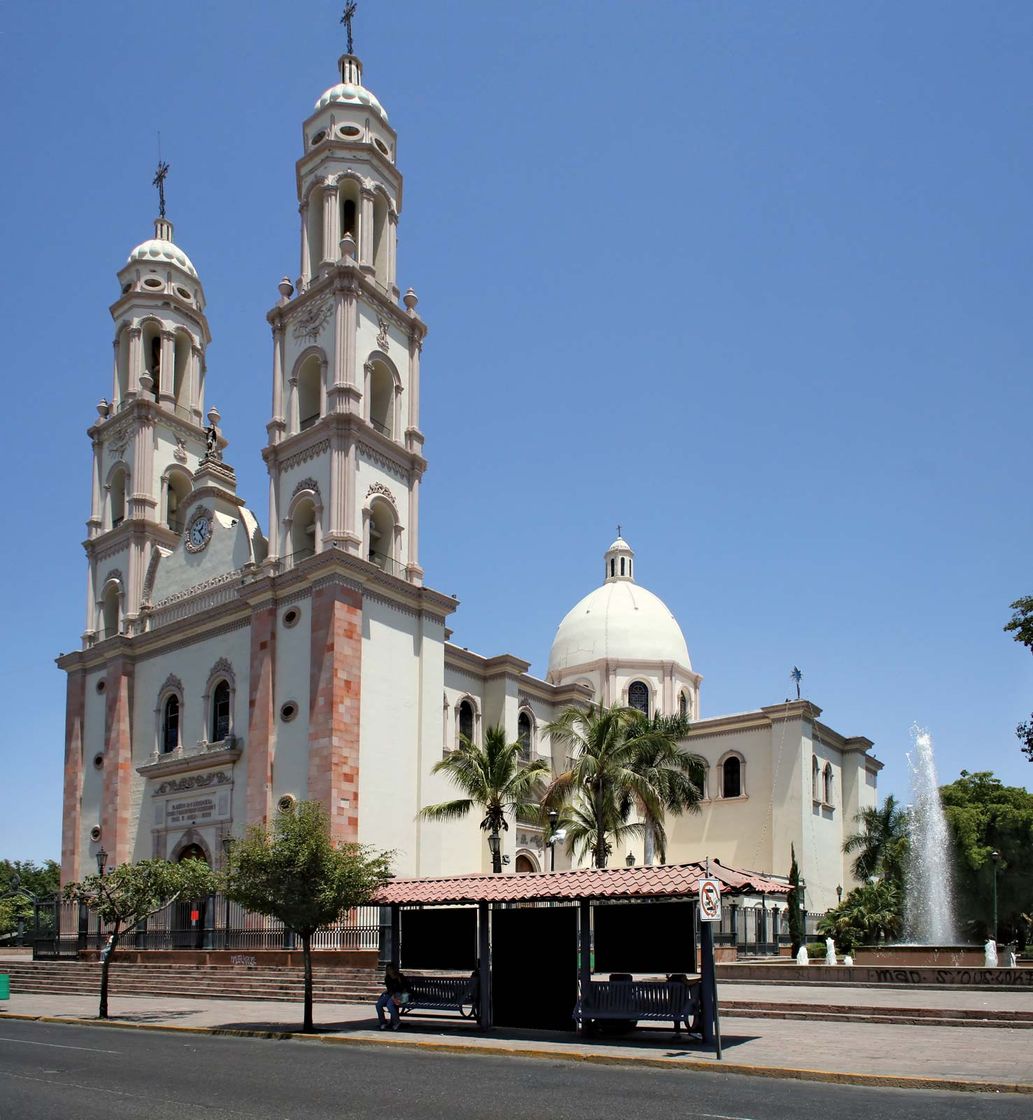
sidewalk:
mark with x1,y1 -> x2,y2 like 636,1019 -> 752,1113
2,987 -> 1031,1094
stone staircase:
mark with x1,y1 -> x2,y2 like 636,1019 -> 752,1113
0,960 -> 381,1005
719,999 -> 1033,1030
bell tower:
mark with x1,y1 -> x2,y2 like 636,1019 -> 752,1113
82,172 -> 212,644
263,32 -> 428,584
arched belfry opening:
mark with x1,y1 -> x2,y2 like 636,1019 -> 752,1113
108,466 -> 128,528
166,469 -> 191,532
367,496 -> 397,572
306,183 -> 325,274
290,497 -> 318,559
366,357 -> 396,437
101,581 -> 122,638
297,354 -> 323,431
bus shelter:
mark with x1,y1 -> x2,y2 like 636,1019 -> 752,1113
373,860 -> 789,1039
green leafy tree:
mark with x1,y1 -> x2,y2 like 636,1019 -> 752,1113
1004,597 -> 1033,762
64,858 -> 215,1018
787,845 -> 804,955
225,801 -> 392,1031
940,771 -> 1033,945
545,703 -> 706,868
818,878 -> 903,949
419,725 -> 550,872
1,859 -> 60,940
842,795 -> 909,885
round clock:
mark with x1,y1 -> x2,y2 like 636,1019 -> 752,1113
185,512 -> 212,552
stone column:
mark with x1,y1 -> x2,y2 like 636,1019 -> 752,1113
344,439 -> 358,552
299,202 -> 310,285
190,345 -> 204,423
61,668 -> 86,884
270,324 -> 284,432
158,330 -> 176,406
307,585 -> 362,843
407,473 -> 422,583
101,658 -> 135,869
359,188 -> 374,270
127,327 -> 143,396
387,210 -> 399,292
246,605 -> 277,829
111,338 -> 121,404
267,467 -> 280,561
322,182 -> 339,267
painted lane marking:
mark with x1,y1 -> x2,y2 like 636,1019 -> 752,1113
0,1036 -> 121,1054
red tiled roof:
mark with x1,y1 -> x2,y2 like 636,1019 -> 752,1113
373,859 -> 790,907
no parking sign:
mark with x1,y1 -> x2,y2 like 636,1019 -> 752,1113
698,877 -> 722,922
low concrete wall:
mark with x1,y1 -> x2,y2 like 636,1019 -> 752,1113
78,948 -> 379,969
853,946 -> 985,967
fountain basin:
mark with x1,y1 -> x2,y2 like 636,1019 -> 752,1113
852,944 -> 984,967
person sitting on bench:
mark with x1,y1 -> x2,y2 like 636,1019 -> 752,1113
375,963 -> 411,1030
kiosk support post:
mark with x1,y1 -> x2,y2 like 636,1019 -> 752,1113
478,902 -> 491,1028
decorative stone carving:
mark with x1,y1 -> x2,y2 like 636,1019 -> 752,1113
292,477 -> 321,497
292,297 -> 333,342
356,442 -> 407,482
366,481 -> 395,503
159,673 -> 184,697
206,657 -> 236,688
281,439 -> 330,473
153,770 -> 232,797
376,316 -> 389,351
173,436 -> 188,464
103,568 -> 124,589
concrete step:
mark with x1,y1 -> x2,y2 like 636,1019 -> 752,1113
720,1004 -> 1033,1029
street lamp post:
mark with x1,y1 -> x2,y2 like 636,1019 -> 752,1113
547,810 -> 558,872
95,848 -> 108,949
991,850 -> 1000,943
488,830 -> 501,875
836,884 -> 843,905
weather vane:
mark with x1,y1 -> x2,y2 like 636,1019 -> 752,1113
790,666 -> 802,700
152,159 -> 170,219
341,1 -> 357,55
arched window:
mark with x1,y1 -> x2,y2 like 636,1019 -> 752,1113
823,762 -> 834,806
210,680 -> 231,743
628,681 -> 649,716
162,695 -> 180,753
109,466 -> 128,528
166,470 -> 191,533
296,354 -> 323,431
306,184 -> 325,275
517,711 -> 532,761
339,177 -> 360,244
609,559 -> 615,578
678,691 -> 688,720
514,854 -> 537,874
812,755 -> 821,802
367,359 -> 395,437
289,497 -> 318,560
722,756 -> 742,799
458,700 -> 474,744
173,331 -> 192,411
101,582 -> 121,638
367,497 -> 396,572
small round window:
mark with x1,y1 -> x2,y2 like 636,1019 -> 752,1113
373,137 -> 389,156
176,286 -> 192,301
340,124 -> 361,138
144,277 -> 162,289
280,701 -> 298,722
311,130 -> 326,146
283,608 -> 301,628
121,282 -> 131,294
96,679 -> 106,694
93,753 -> 104,770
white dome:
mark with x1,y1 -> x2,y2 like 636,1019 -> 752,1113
314,81 -> 388,122
548,578 -> 691,675
126,237 -> 198,280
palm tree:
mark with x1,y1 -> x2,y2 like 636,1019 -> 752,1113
419,725 -> 550,872
632,712 -> 708,865
545,703 -> 706,869
843,795 -> 910,884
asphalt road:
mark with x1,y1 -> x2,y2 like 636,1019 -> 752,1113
0,1019 -> 1027,1120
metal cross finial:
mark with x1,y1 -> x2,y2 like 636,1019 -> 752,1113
617,523 -> 622,539
152,160 -> 170,219
341,2 -> 357,54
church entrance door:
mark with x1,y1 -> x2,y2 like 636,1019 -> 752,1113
173,845 -> 209,949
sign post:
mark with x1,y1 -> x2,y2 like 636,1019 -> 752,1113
698,872 -> 723,1059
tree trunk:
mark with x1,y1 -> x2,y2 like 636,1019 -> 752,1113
302,932 -> 313,1032
98,926 -> 119,1019
643,822 -> 655,866
595,789 -> 606,868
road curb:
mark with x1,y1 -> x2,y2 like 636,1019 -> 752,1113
2,1012 -> 1030,1095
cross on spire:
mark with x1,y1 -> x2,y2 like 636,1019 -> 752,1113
341,2 -> 357,55
617,523 -> 622,538
152,160 -> 170,219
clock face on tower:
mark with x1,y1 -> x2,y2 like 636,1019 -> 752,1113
185,510 -> 212,553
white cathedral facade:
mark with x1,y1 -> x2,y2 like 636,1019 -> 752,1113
59,45 -> 880,913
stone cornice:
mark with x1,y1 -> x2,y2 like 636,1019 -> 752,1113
442,644 -> 591,706
107,291 -> 212,346
137,747 -> 241,782
263,413 -> 426,478
84,519 -> 181,559
266,259 -> 425,340
547,655 -> 702,687
88,397 -> 207,442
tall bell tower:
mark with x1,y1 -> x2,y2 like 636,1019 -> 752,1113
263,31 -> 428,585
83,176 -> 213,645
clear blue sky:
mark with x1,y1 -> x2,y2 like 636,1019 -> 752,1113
2,2 -> 1030,864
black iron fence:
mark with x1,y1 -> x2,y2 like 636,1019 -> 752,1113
31,895 -> 384,961
711,900 -> 828,956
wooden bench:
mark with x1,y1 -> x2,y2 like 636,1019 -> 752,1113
573,978 -> 701,1035
399,975 -> 480,1022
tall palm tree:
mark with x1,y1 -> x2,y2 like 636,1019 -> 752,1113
419,725 -> 550,872
632,712 -> 708,865
843,794 -> 910,884
545,703 -> 706,869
